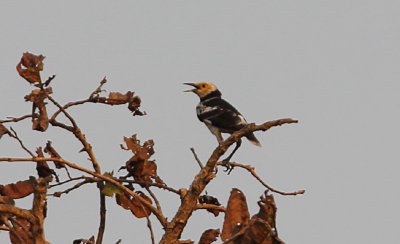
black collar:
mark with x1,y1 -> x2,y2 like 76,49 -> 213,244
200,89 -> 222,101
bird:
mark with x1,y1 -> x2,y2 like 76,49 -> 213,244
184,82 -> 260,165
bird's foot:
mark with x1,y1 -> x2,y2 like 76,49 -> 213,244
221,159 -> 234,175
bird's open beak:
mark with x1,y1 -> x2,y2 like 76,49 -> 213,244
183,83 -> 198,92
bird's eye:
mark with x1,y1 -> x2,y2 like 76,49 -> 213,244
202,84 -> 206,88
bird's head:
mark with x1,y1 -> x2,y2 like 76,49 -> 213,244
183,82 -> 219,98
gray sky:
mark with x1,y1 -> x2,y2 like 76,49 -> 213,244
1,1 -> 400,243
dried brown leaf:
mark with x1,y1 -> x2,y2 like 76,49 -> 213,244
44,141 -> 64,169
24,88 -> 52,132
116,192 -> 153,218
106,91 -> 133,105
0,179 -> 34,199
221,188 -> 250,241
240,218 -> 274,244
122,135 -> 159,184
255,192 -> 277,230
0,124 -> 10,139
129,95 -> 145,116
198,229 -> 220,244
16,52 -> 45,84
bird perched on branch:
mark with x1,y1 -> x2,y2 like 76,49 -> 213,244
184,82 -> 260,164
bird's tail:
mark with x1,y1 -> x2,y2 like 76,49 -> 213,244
245,132 -> 261,147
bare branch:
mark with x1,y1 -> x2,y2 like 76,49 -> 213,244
190,147 -> 203,169
0,114 -> 34,123
47,95 -> 102,174
117,179 -> 180,195
0,157 -> 168,228
195,203 -> 226,213
159,118 -> 298,244
217,161 -> 305,196
8,127 -> 35,157
96,192 -> 106,244
0,203 -> 35,225
49,176 -> 96,188
145,186 -> 162,213
50,179 -> 95,197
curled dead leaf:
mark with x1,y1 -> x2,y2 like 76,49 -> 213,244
198,229 -> 220,244
106,91 -> 133,105
116,192 -> 153,218
122,135 -> 159,184
128,96 -> 145,116
16,52 -> 45,84
221,188 -> 250,241
0,178 -> 34,199
44,141 -> 64,169
24,88 -> 52,132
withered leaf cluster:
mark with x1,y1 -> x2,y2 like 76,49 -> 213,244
122,135 -> 162,185
16,52 -> 45,85
104,91 -> 145,116
219,188 -> 284,244
0,178 -> 36,244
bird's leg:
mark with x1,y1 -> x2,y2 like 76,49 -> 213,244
222,138 -> 242,174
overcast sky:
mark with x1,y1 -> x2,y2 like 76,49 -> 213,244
1,1 -> 400,243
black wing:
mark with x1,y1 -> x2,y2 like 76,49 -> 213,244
197,98 -> 246,132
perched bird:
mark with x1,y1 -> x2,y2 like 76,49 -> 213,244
184,82 -> 260,163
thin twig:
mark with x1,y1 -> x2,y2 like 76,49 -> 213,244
218,161 -> 305,196
49,179 -> 94,197
96,190 -> 106,244
8,127 -> 35,157
145,186 -> 162,213
90,77 -> 107,99
117,179 -> 180,195
48,95 -> 102,174
50,78 -> 107,122
49,176 -> 95,188
47,96 -> 78,129
0,157 -> 168,228
0,114 -> 34,123
190,147 -> 203,169
138,201 -> 155,244
195,203 -> 226,213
